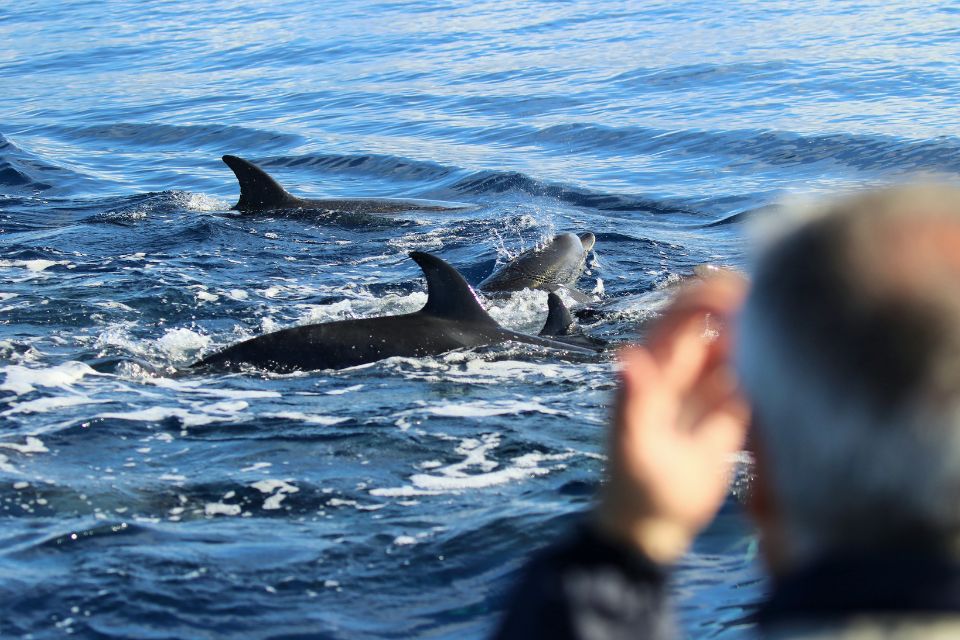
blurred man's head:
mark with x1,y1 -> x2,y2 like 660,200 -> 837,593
737,184 -> 960,566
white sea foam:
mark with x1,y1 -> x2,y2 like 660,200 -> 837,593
295,291 -> 427,326
484,289 -> 549,331
155,328 -> 211,361
251,479 -> 297,494
261,412 -> 348,426
205,502 -> 241,517
425,399 -> 560,418
0,454 -> 16,474
370,433 -> 574,496
1,394 -> 105,416
0,361 -> 99,395
257,282 -> 318,301
409,453 -> 558,491
325,384 -> 363,396
0,436 -> 48,454
0,259 -> 70,272
260,316 -> 279,333
251,479 -> 299,510
387,354 -> 592,387
183,193 -> 229,211
226,289 -> 248,301
95,300 -> 135,312
144,377 -> 281,400
95,404 -> 244,427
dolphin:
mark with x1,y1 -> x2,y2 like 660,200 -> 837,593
221,155 -> 474,214
538,292 -> 607,351
192,251 -> 595,373
479,232 -> 596,302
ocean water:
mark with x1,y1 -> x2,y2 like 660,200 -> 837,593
2,1 -> 959,637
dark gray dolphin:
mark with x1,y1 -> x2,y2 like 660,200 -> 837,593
538,292 -> 607,351
222,155 -> 474,213
192,251 -> 595,373
479,232 -> 596,302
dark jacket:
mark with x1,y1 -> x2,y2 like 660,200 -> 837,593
494,523 -> 674,640
495,520 -> 960,639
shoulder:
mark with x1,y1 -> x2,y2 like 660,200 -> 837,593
494,519 -> 674,640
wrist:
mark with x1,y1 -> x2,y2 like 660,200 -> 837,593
594,495 -> 696,565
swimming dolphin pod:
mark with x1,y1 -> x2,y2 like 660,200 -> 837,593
221,154 -> 474,214
192,251 -> 596,373
479,232 -> 596,302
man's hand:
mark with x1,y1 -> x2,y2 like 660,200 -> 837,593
597,273 -> 750,564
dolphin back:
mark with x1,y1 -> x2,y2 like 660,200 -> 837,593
192,251 -> 599,372
221,154 -> 477,214
480,233 -> 590,293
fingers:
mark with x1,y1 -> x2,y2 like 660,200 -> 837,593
613,345 -> 661,435
654,272 -> 747,343
617,272 -> 750,443
690,364 -> 750,454
650,271 -> 747,333
644,274 -> 747,392
612,345 -> 671,469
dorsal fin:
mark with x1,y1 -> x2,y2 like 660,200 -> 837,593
539,292 -> 575,336
222,155 -> 297,211
409,252 -> 498,324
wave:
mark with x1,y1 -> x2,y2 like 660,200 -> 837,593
501,122 -> 960,176
32,122 -> 304,152
0,133 -> 110,195
264,153 -> 457,183
448,169 -> 698,213
0,134 -> 55,192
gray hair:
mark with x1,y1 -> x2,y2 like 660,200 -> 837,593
736,184 -> 960,559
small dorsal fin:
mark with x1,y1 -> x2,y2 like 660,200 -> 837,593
540,292 -> 575,336
222,155 -> 296,211
409,252 -> 498,325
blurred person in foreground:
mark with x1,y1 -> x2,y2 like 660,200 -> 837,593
496,184 -> 960,640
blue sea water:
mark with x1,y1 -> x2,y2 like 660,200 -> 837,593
2,1 -> 959,637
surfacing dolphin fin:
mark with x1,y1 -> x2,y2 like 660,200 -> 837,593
540,291 -> 576,336
411,251 -> 497,326
222,154 -> 297,211
221,155 -> 474,214
539,292 -> 607,351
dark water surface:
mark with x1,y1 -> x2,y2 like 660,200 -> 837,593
2,1 -> 959,637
